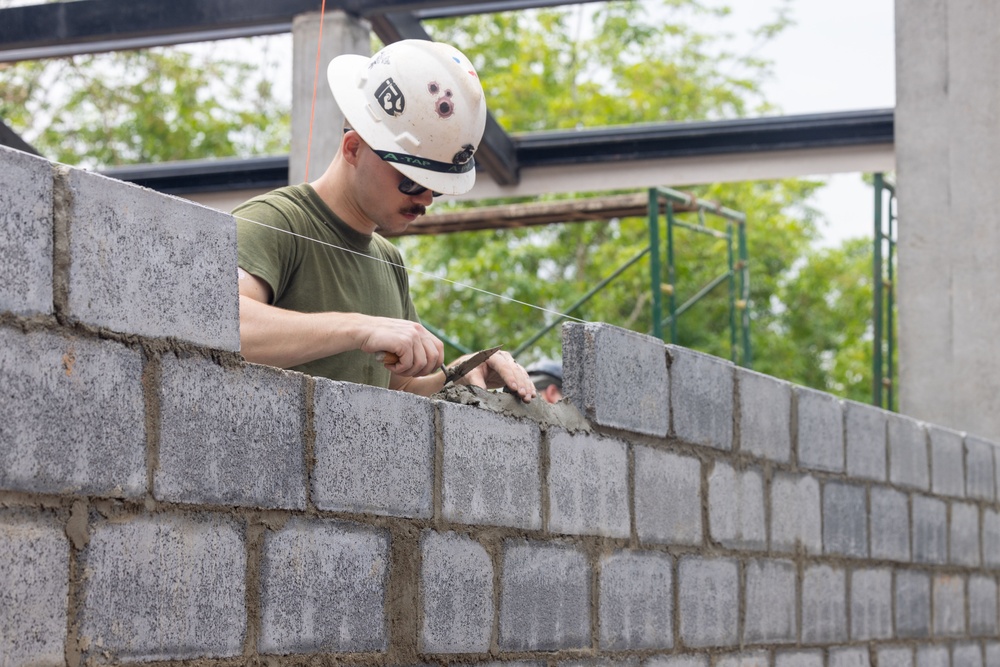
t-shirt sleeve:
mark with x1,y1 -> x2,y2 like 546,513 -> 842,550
233,199 -> 298,303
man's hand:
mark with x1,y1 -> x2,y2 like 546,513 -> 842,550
361,320 -> 444,378
455,350 -> 537,403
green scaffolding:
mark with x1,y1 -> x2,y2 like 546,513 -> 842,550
872,173 -> 897,411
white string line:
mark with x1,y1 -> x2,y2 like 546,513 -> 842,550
235,213 -> 589,325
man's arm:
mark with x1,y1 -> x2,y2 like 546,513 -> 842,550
238,268 -> 443,377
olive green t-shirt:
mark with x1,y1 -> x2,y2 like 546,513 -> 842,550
234,184 -> 418,387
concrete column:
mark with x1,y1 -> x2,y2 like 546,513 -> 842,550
290,11 -> 370,185
895,0 -> 1000,439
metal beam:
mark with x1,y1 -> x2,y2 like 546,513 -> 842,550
0,119 -> 40,156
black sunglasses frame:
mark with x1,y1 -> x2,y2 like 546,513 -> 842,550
397,178 -> 442,198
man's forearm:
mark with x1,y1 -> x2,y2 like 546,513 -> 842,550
239,295 -> 363,368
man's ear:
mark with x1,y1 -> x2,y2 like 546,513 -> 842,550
341,130 -> 364,166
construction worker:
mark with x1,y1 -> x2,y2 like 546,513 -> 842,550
234,40 -> 535,402
527,360 -> 563,404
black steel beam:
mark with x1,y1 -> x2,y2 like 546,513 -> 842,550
0,119 -> 40,156
98,109 -> 894,196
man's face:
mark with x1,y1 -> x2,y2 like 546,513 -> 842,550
356,142 -> 435,235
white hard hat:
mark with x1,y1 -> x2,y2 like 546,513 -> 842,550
327,40 -> 488,196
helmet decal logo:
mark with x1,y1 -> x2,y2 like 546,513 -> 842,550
452,144 -> 475,166
429,82 -> 455,119
375,77 -> 405,117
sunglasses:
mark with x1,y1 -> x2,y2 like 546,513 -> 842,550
397,177 -> 442,198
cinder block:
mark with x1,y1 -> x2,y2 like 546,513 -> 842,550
966,435 -> 998,501
156,356 -> 306,509
850,567 -> 892,640
549,430 -> 629,538
647,656 -> 709,667
988,643 -> 1000,667
823,481 -> 867,557
421,531 -> 492,653
986,510 -> 1000,568
743,558 -> 796,644
716,651 -> 769,667
669,346 -> 733,450
929,425 -> 965,497
870,486 -> 910,561
440,403 -> 542,530
916,646 -> 949,667
954,643 -> 984,667
845,400 -> 888,481
708,462 -> 765,550
562,322 -> 669,437
599,550 -> 673,650
63,168 -> 239,349
0,512 -> 68,667
888,413 -> 930,490
79,514 -> 246,662
877,646 -> 914,667
737,368 -> 792,462
635,447 -> 702,546
951,501 -> 981,566
830,647 -> 871,667
499,540 -> 590,651
796,386 -> 844,472
932,574 -> 966,636
677,557 -> 738,648
0,146 -> 52,315
260,518 -> 388,654
0,327 -> 146,497
801,564 -> 847,643
895,570 -> 931,638
971,575 -> 999,636
912,495 -> 948,564
775,651 -> 823,667
313,380 -> 433,518
771,473 -> 822,555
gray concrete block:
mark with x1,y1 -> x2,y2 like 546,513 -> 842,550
0,512 -> 68,667
895,570 -> 931,638
562,322 -> 669,437
499,540 -> 590,651
599,550 -> 673,650
441,403 -> 541,530
888,413 -> 929,490
646,657 -> 709,667
79,514 -> 246,662
929,425 -> 965,497
951,501 -> 981,566
971,575 -> 999,636
801,564 -> 847,643
988,643 -> 1000,667
737,368 -> 792,462
64,168 -> 239,349
669,346 -> 733,450
966,435 -> 998,501
850,567 -> 892,640
796,386 -> 844,472
313,380 -> 433,518
823,481 -> 867,557
708,462 -> 765,550
635,447 -> 702,545
716,651 -> 769,667
933,574 -> 966,636
877,646 -> 914,667
954,644 -> 984,667
845,400 -> 888,481
830,647 -> 871,667
986,509 -> 1000,568
912,495 -> 948,564
743,558 -> 796,644
0,146 -> 52,315
260,518 -> 388,654
916,646 -> 949,667
677,557 -> 738,648
156,356 -> 306,509
771,473 -> 822,555
0,327 -> 146,497
775,651 -> 824,667
421,531 -> 492,653
549,430 -> 629,538
870,486 -> 910,561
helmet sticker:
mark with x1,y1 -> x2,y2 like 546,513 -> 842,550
429,82 -> 455,119
452,144 -> 475,166
375,78 -> 405,117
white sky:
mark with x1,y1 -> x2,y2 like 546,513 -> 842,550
724,0 -> 896,246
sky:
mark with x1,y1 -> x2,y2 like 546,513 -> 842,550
723,0 -> 896,246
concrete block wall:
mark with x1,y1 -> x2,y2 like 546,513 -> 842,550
2,142 -> 1000,667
